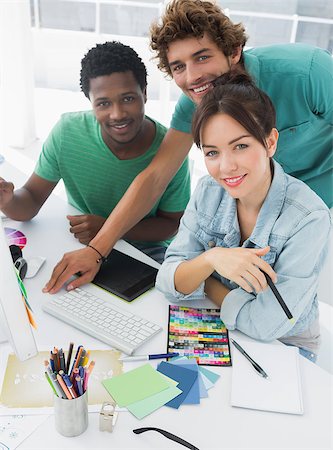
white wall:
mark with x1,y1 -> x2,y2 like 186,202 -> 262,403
31,28 -> 182,125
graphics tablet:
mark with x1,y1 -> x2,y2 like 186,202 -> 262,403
92,249 -> 158,302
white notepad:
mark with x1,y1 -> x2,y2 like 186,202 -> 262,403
231,340 -> 303,415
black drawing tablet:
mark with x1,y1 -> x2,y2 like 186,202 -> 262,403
92,249 -> 158,302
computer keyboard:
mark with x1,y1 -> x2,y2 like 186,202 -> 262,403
42,287 -> 162,355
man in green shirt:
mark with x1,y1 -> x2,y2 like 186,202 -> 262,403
151,0 -> 332,207
0,41 -> 190,263
35,0 -> 333,294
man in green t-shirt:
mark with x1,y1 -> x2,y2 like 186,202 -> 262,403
149,0 -> 332,207
0,41 -> 190,263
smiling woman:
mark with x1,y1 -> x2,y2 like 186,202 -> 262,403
193,70 -> 278,210
156,69 -> 331,363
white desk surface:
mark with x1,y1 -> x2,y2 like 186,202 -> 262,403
1,161 -> 332,450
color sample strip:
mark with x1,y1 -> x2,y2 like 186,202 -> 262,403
168,305 -> 232,366
4,227 -> 27,249
169,358 -> 202,403
199,366 -> 221,384
157,361 -> 198,409
199,371 -> 215,390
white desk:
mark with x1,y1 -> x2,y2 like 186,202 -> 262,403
1,161 -> 332,450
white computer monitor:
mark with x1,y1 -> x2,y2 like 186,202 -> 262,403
0,220 -> 37,361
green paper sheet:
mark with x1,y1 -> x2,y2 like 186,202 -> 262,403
127,384 -> 182,419
102,363 -> 170,407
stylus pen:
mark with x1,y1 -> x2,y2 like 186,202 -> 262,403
246,242 -> 294,322
230,338 -> 269,379
261,271 -> 294,322
119,352 -> 179,362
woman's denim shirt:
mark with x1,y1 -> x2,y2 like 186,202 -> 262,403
156,161 -> 331,341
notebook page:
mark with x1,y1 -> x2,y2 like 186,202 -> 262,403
231,340 -> 303,415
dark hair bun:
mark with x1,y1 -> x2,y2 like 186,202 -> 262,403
212,67 -> 253,88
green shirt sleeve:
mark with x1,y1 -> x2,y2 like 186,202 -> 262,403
34,116 -> 63,182
170,94 -> 196,134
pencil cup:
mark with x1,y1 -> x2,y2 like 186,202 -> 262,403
54,391 -> 88,437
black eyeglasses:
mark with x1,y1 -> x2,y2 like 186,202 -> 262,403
133,427 -> 200,450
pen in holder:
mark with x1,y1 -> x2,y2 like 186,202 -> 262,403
54,390 -> 88,437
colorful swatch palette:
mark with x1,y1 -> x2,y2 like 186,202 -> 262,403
168,305 -> 232,366
5,227 -> 27,249
102,357 -> 220,419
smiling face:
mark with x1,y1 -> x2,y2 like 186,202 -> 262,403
167,34 -> 241,104
89,71 -> 147,151
201,113 -> 278,206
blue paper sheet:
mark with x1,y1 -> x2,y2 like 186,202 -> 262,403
157,361 -> 198,409
169,358 -> 206,401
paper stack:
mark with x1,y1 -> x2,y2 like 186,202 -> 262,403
231,340 -> 303,415
102,357 -> 220,419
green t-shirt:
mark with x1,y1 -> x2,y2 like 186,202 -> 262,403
35,111 -> 191,247
171,43 -> 333,208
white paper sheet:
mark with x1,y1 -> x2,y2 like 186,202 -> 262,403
0,414 -> 49,450
231,340 -> 303,415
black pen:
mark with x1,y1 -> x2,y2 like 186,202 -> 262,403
247,241 -> 294,322
261,271 -> 294,322
230,338 -> 269,379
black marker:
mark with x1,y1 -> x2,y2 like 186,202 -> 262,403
247,241 -> 294,323
231,338 -> 269,379
261,270 -> 294,323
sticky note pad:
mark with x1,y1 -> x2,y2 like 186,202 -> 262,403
102,363 -> 169,407
157,361 -> 198,409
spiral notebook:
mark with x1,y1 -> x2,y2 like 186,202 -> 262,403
231,339 -> 303,415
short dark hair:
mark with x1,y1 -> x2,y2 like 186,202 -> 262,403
192,69 -> 276,149
80,41 -> 147,98
150,0 -> 247,76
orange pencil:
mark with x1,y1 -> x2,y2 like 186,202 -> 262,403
86,360 -> 95,374
56,374 -> 72,400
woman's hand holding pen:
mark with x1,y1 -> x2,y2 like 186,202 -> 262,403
204,246 -> 277,293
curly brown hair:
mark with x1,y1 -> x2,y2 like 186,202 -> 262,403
150,0 -> 247,76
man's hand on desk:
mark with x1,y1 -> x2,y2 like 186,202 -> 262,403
0,177 -> 14,208
42,247 -> 101,294
67,214 -> 106,245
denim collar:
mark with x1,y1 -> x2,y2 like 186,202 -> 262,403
246,160 -> 287,248
209,160 -> 287,249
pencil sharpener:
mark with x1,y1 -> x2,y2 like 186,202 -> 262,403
99,401 -> 118,432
